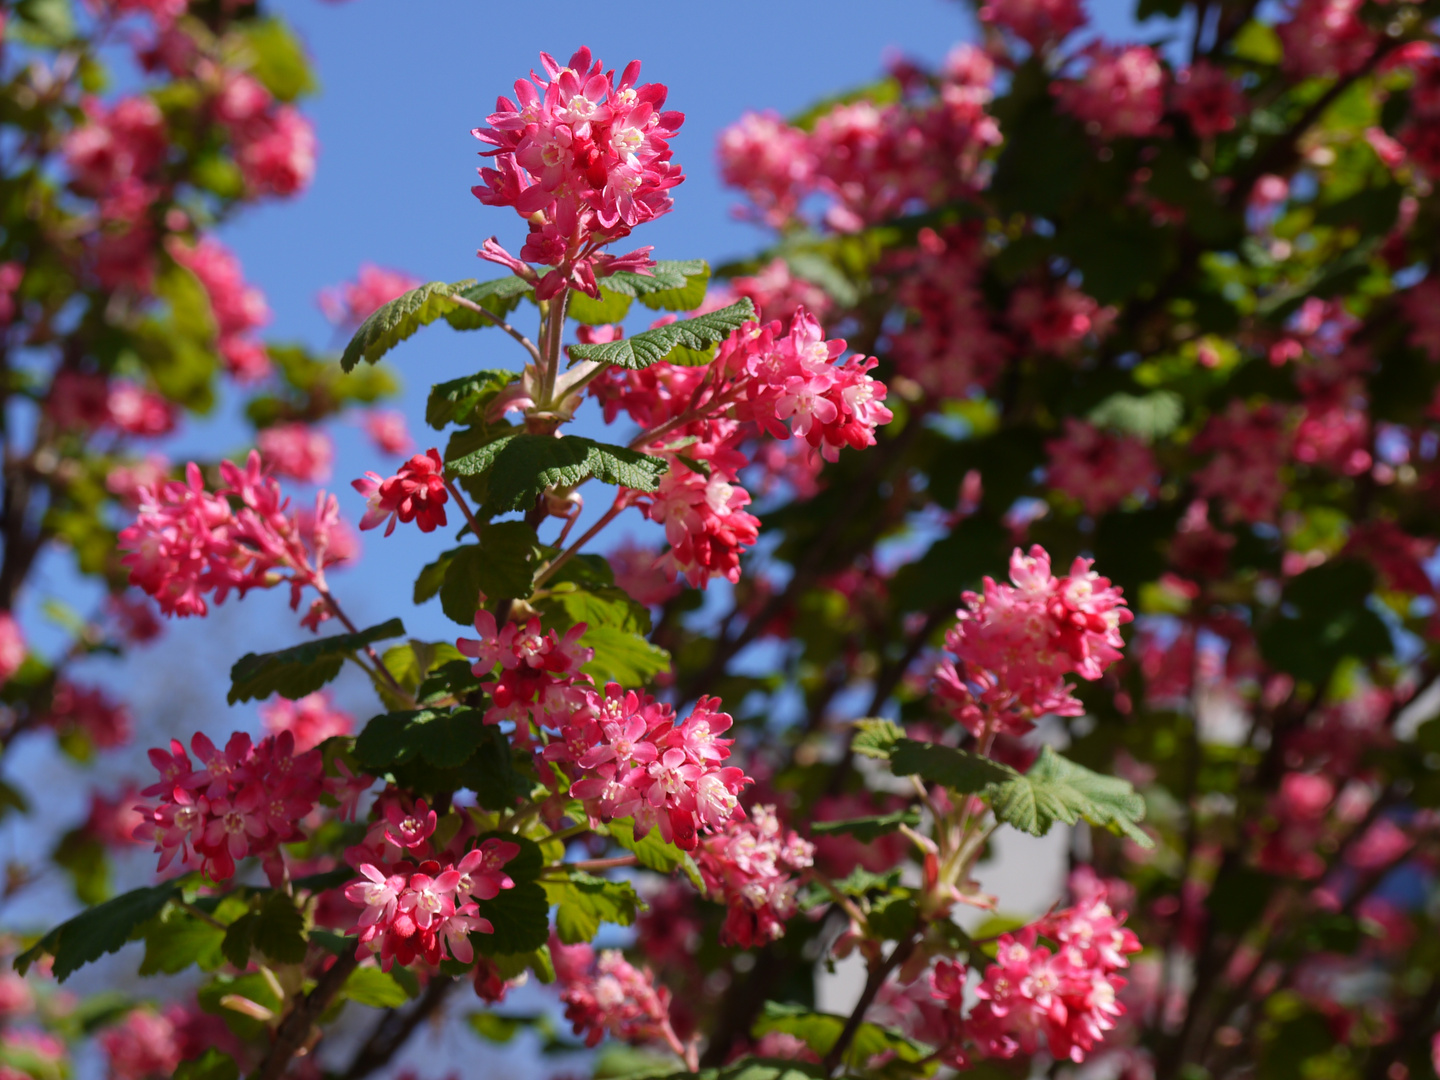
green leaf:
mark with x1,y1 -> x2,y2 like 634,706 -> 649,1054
581,626 -> 671,687
341,282 -> 471,372
16,881 -> 181,979
140,905 -> 226,975
239,18 -> 316,101
468,1011 -> 531,1043
1231,20 -> 1282,64
53,829 -> 109,904
438,524 -> 542,623
1257,560 -> 1390,686
987,746 -> 1152,846
354,708 -> 485,771
442,277 -> 534,331
600,260 -> 710,311
809,810 -> 921,843
609,818 -> 703,889
220,914 -> 256,970
342,965 -> 411,1008
227,619 -> 406,704
567,299 -> 755,370
752,1002 -> 928,1068
1087,391 -> 1183,442
889,740 -> 1018,793
253,892 -> 308,965
474,834 -> 550,956
536,581 -> 650,636
12,0 -> 74,47
548,872 -> 644,944
382,640 -> 467,698
567,288 -> 634,325
850,718 -> 905,760
174,1049 -> 239,1080
426,370 -> 518,430
449,434 -> 668,513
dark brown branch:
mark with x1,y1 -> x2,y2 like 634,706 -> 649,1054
253,952 -> 359,1080
820,933 -> 919,1076
340,976 -> 455,1080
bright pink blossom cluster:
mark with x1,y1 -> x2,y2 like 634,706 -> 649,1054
472,47 -> 684,298
543,681 -> 749,851
1172,61 -> 1248,137
937,545 -> 1132,734
134,730 -> 327,881
363,410 -> 414,455
168,237 -> 272,381
1193,401 -> 1291,524
343,804 -> 518,970
1046,419 -> 1159,516
718,45 -> 999,233
119,451 -> 352,619
553,939 -> 682,1052
694,804 -> 814,948
211,73 -> 317,198
42,681 -> 132,749
1007,283 -> 1113,355
353,449 -> 449,536
458,610 -> 593,732
257,423 -> 335,484
1277,0 -> 1375,79
259,690 -> 354,753
963,882 -> 1141,1062
977,0 -> 1086,52
592,310 -> 892,586
48,372 -> 176,437
319,264 -> 421,329
0,613 -> 24,688
1053,44 -> 1167,140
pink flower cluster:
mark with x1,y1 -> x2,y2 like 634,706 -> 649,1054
1172,61 -> 1248,137
458,610 -> 593,732
319,264 -> 421,329
554,939 -> 680,1051
134,730 -> 327,881
259,690 -> 354,753
1193,401 -> 1291,524
257,422 -> 335,484
1007,284 -> 1113,355
977,0 -> 1086,52
1401,280 -> 1440,362
592,310 -> 892,587
1045,419 -> 1159,516
718,45 -> 999,232
1053,44 -> 1167,140
963,883 -> 1141,1062
1277,0 -> 1376,79
543,681 -> 750,851
363,410 -> 414,455
354,449 -> 449,536
343,803 -> 518,970
937,545 -> 1132,734
168,237 -> 272,381
212,73 -> 317,198
0,613 -> 24,688
1397,52 -> 1440,178
63,95 -> 167,217
119,451 -> 351,619
42,681 -> 132,750
694,804 -> 814,948
48,372 -> 177,437
472,47 -> 684,298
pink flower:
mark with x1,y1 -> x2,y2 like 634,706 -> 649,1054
42,681 -> 132,749
1277,0 -> 1376,79
642,467 -> 760,589
1400,280 -> 1440,362
1046,419 -> 1158,516
977,0 -> 1085,51
84,0 -> 188,26
555,941 -> 679,1050
259,690 -> 353,752
319,265 -> 421,328
1172,61 -> 1248,137
0,263 -> 23,325
231,106 -> 317,197
1054,45 -> 1167,139
63,96 -> 167,199
694,805 -> 814,948
257,423 -> 335,483
0,613 -> 25,688
607,540 -> 681,607
100,1007 -> 183,1080
353,449 -> 449,536
168,236 -> 272,382
716,113 -> 815,228
362,410 -> 414,455
1193,401 -> 1291,524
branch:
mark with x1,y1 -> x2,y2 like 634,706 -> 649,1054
821,933 -> 919,1076
445,294 -> 541,365
340,976 -> 455,1080
253,951 -> 359,1080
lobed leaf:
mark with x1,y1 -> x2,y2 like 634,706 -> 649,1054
227,619 -> 406,704
808,810 -> 921,843
341,281 -> 472,372
986,746 -> 1152,846
609,818 -> 704,889
850,718 -> 906,760
473,834 -> 550,956
342,966 -> 411,1008
752,1002 -> 928,1069
581,626 -> 671,687
448,434 -> 668,513
354,708 -> 486,772
566,298 -> 755,370
547,872 -> 644,944
889,740 -> 1018,793
426,369 -> 517,430
16,881 -> 182,979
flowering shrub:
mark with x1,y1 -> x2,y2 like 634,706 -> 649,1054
4,2 -> 1440,1080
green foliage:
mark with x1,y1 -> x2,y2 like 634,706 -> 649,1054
609,818 -> 704,888
239,18 -> 317,101
889,740 -> 1016,792
354,708 -> 486,771
342,966 -> 412,1008
581,625 -> 671,687
227,619 -> 406,704
1258,559 -> 1390,686
447,433 -> 669,512
16,882 -> 181,980
426,370 -> 517,430
473,834 -> 550,956
850,718 -> 905,760
809,809 -> 921,842
567,299 -> 756,370
140,904 -> 227,975
341,278 -> 530,372
173,1050 -> 239,1080
986,746 -> 1152,846
547,872 -> 644,944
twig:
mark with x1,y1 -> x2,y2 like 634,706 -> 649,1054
445,294 -> 541,365
821,933 -> 919,1076
441,476 -> 484,539
253,951 -> 359,1080
314,584 -> 415,707
548,854 -> 638,874
340,977 -> 455,1080
532,495 -> 627,590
